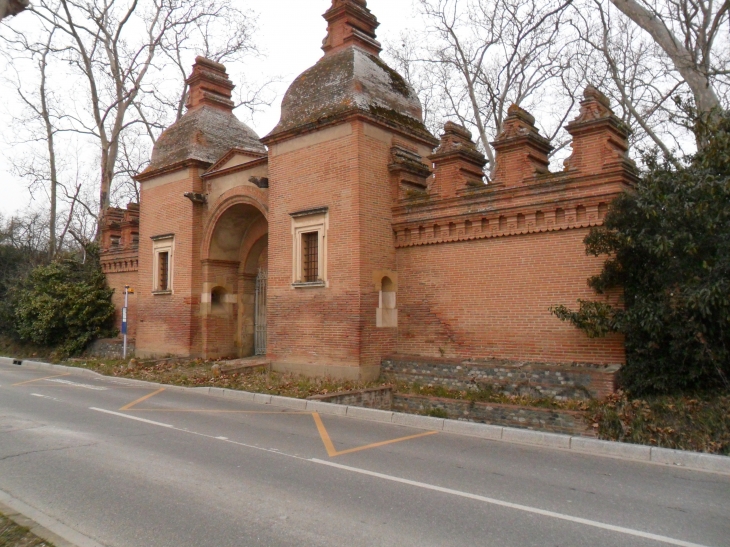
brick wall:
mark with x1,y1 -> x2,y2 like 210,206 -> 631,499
394,229 -> 625,364
135,165 -> 205,358
266,123 -> 364,375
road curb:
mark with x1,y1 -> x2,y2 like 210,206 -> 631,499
0,490 -> 105,547
5,358 -> 730,476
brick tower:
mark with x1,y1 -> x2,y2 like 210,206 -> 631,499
262,0 -> 438,379
133,58 -> 265,358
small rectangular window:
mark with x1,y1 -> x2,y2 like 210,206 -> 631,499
151,234 -> 174,294
290,208 -> 327,287
158,252 -> 169,291
302,232 -> 319,282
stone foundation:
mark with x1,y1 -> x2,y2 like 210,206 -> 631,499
393,394 -> 593,437
308,386 -> 393,408
382,355 -> 618,400
84,338 -> 135,360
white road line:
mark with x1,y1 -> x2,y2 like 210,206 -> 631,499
89,408 -> 174,428
87,407 -> 715,547
48,379 -> 107,390
310,459 -> 713,547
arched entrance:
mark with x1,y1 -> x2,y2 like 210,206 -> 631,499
202,201 -> 268,359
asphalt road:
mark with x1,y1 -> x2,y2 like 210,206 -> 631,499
0,363 -> 728,547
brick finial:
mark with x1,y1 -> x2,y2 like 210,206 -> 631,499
491,104 -> 552,187
564,86 -> 634,174
185,57 -> 235,112
321,0 -> 382,56
428,122 -> 487,197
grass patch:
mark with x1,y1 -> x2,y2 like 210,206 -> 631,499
0,336 -> 56,362
0,513 -> 54,547
58,358 -> 388,400
423,408 -> 449,418
589,392 -> 730,455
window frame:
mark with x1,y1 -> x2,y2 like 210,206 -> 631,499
151,234 -> 174,294
290,207 -> 328,288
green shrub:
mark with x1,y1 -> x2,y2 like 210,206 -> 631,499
10,246 -> 116,357
552,111 -> 730,395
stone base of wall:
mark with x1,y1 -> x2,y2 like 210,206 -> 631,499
308,386 -> 393,408
84,338 -> 134,360
393,394 -> 593,437
382,355 -> 619,400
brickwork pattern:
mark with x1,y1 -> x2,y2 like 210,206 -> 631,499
394,229 -> 626,365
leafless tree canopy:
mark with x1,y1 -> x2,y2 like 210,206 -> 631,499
1,0 -> 267,243
0,0 -> 28,21
384,0 -> 729,169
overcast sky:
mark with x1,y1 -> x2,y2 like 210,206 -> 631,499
0,0 -> 419,216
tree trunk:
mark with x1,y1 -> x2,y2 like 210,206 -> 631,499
608,0 -> 722,142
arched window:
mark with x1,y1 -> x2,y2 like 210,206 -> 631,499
377,275 -> 397,328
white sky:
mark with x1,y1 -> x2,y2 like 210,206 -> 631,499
0,0 -> 419,216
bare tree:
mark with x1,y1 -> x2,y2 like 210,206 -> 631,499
607,0 -> 729,140
24,0 -> 261,234
0,0 -> 28,20
395,0 -> 577,176
1,27 -> 65,258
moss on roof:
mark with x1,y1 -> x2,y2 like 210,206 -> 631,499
147,106 -> 265,173
268,47 -> 431,140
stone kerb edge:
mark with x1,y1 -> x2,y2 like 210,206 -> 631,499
4,357 -> 729,475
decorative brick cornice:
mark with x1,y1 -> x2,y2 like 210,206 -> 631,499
262,109 -> 438,149
392,170 -> 634,248
134,158 -> 210,182
100,252 -> 139,274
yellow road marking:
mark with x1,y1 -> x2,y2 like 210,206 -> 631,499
312,412 -> 439,457
120,388 -> 165,410
330,431 -> 439,456
12,373 -> 71,386
312,412 -> 338,457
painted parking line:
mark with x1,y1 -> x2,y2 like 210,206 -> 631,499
89,406 -> 715,547
46,379 -> 107,390
312,412 -> 438,457
12,373 -> 71,386
116,388 -> 439,458
119,388 -> 166,410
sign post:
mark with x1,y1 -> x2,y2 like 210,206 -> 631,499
122,286 -> 133,359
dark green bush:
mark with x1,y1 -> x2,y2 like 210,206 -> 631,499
552,111 -> 730,395
10,246 -> 116,357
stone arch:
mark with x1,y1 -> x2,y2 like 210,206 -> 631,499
202,192 -> 268,262
200,192 -> 268,359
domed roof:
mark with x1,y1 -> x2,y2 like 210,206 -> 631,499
267,47 -> 430,141
147,106 -> 265,172
142,57 -> 266,175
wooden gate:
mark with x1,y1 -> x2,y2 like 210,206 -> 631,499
254,269 -> 267,356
